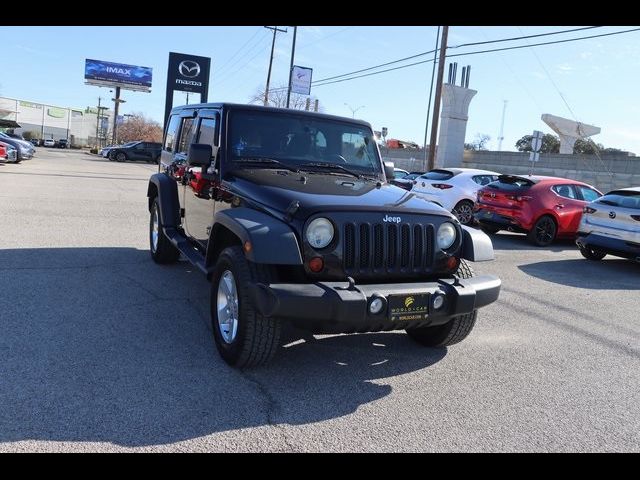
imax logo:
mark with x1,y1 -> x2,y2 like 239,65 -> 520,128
106,67 -> 131,76
383,215 -> 401,223
178,60 -> 201,78
176,79 -> 202,86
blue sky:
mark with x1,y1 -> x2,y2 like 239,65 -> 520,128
2,26 -> 640,153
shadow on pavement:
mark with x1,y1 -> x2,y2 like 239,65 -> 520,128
489,232 -> 578,252
518,258 -> 639,290
0,247 -> 445,447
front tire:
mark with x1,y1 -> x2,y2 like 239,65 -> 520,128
527,215 -> 557,246
579,245 -> 606,261
405,259 -> 477,347
149,197 -> 179,264
211,246 -> 282,368
115,151 -> 127,162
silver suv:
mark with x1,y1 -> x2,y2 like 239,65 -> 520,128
576,187 -> 640,261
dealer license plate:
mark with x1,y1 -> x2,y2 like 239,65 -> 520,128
388,293 -> 429,322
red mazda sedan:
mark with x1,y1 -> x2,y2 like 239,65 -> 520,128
474,175 -> 602,246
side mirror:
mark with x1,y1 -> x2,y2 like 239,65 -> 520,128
383,161 -> 395,180
187,143 -> 212,167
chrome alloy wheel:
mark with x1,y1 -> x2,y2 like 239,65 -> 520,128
217,270 -> 239,344
151,208 -> 159,252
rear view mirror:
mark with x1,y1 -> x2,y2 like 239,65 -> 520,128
188,143 -> 212,167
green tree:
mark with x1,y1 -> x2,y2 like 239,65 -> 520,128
573,138 -> 604,154
515,133 -> 560,153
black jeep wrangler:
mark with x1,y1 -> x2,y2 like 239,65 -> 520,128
147,103 -> 501,367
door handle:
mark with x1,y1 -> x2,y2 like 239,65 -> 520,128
555,204 -> 564,209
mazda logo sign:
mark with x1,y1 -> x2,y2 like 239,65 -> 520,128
178,60 -> 200,78
609,211 -> 616,219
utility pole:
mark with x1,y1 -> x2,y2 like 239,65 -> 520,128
264,26 -> 287,106
286,26 -> 298,109
423,26 -> 441,167
497,100 -> 508,151
186,92 -> 190,105
344,103 -> 365,118
111,86 -> 126,145
427,25 -> 449,171
95,97 -> 101,149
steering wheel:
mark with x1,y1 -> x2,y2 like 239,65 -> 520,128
327,153 -> 348,163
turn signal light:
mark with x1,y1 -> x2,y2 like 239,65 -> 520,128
432,183 -> 453,189
583,206 -> 597,214
308,257 -> 324,272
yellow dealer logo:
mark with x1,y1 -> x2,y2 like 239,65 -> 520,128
404,296 -> 414,308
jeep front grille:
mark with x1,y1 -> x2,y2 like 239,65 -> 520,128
343,222 -> 434,275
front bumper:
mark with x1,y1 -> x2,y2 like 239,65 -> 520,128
576,232 -> 640,260
249,275 -> 501,333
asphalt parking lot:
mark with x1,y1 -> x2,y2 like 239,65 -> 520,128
0,149 -> 638,452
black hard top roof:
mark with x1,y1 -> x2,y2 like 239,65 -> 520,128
169,102 -> 373,128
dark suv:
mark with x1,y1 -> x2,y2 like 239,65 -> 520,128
147,103 -> 501,367
109,141 -> 162,163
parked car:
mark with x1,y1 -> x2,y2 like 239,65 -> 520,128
0,141 -> 18,163
474,174 -> 602,246
0,133 -> 33,161
412,168 -> 501,225
29,139 -> 40,147
390,171 -> 424,191
393,167 -> 409,178
43,138 -> 55,147
576,187 -> 640,261
147,102 -> 501,367
56,139 -> 68,148
109,141 -> 162,163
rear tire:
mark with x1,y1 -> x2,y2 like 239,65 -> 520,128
579,245 -> 606,261
452,200 -> 475,226
149,197 -> 179,264
211,246 -> 282,368
527,215 -> 557,246
405,259 -> 477,347
115,151 -> 127,162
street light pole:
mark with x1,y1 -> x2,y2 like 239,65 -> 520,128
344,103 -> 365,118
95,96 -> 101,149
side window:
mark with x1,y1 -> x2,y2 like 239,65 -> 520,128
164,115 -> 182,152
472,175 -> 493,186
552,184 -> 578,200
577,186 -> 600,202
177,117 -> 195,154
196,117 -> 218,147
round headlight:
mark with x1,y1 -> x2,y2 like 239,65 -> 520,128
437,222 -> 457,250
306,217 -> 334,249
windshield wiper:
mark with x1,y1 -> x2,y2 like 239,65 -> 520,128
301,162 -> 364,179
235,157 -> 299,173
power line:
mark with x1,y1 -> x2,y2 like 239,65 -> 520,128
296,26 -> 353,50
213,30 -> 270,86
312,26 -> 603,85
310,27 -> 640,88
214,27 -> 263,73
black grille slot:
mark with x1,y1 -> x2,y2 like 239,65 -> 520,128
387,224 -> 397,268
413,224 -> 423,268
373,224 -> 384,268
342,220 -> 434,277
344,223 -> 355,269
401,224 -> 411,267
359,224 -> 370,268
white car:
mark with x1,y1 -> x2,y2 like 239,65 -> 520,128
43,138 -> 55,147
411,167 -> 501,225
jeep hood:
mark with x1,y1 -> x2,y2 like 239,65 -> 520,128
227,169 -> 449,217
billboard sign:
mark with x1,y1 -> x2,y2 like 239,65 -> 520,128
85,59 -> 153,92
164,52 -> 211,126
291,65 -> 313,95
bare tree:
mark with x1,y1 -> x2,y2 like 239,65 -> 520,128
249,83 -> 323,112
116,113 -> 163,143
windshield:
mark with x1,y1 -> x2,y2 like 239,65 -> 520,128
228,110 -> 382,176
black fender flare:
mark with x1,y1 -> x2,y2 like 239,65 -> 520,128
147,173 -> 180,227
460,225 -> 495,262
209,207 -> 303,265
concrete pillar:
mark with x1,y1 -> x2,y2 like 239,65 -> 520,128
435,84 -> 477,168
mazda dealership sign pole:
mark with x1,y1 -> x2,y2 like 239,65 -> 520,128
164,52 -> 211,128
